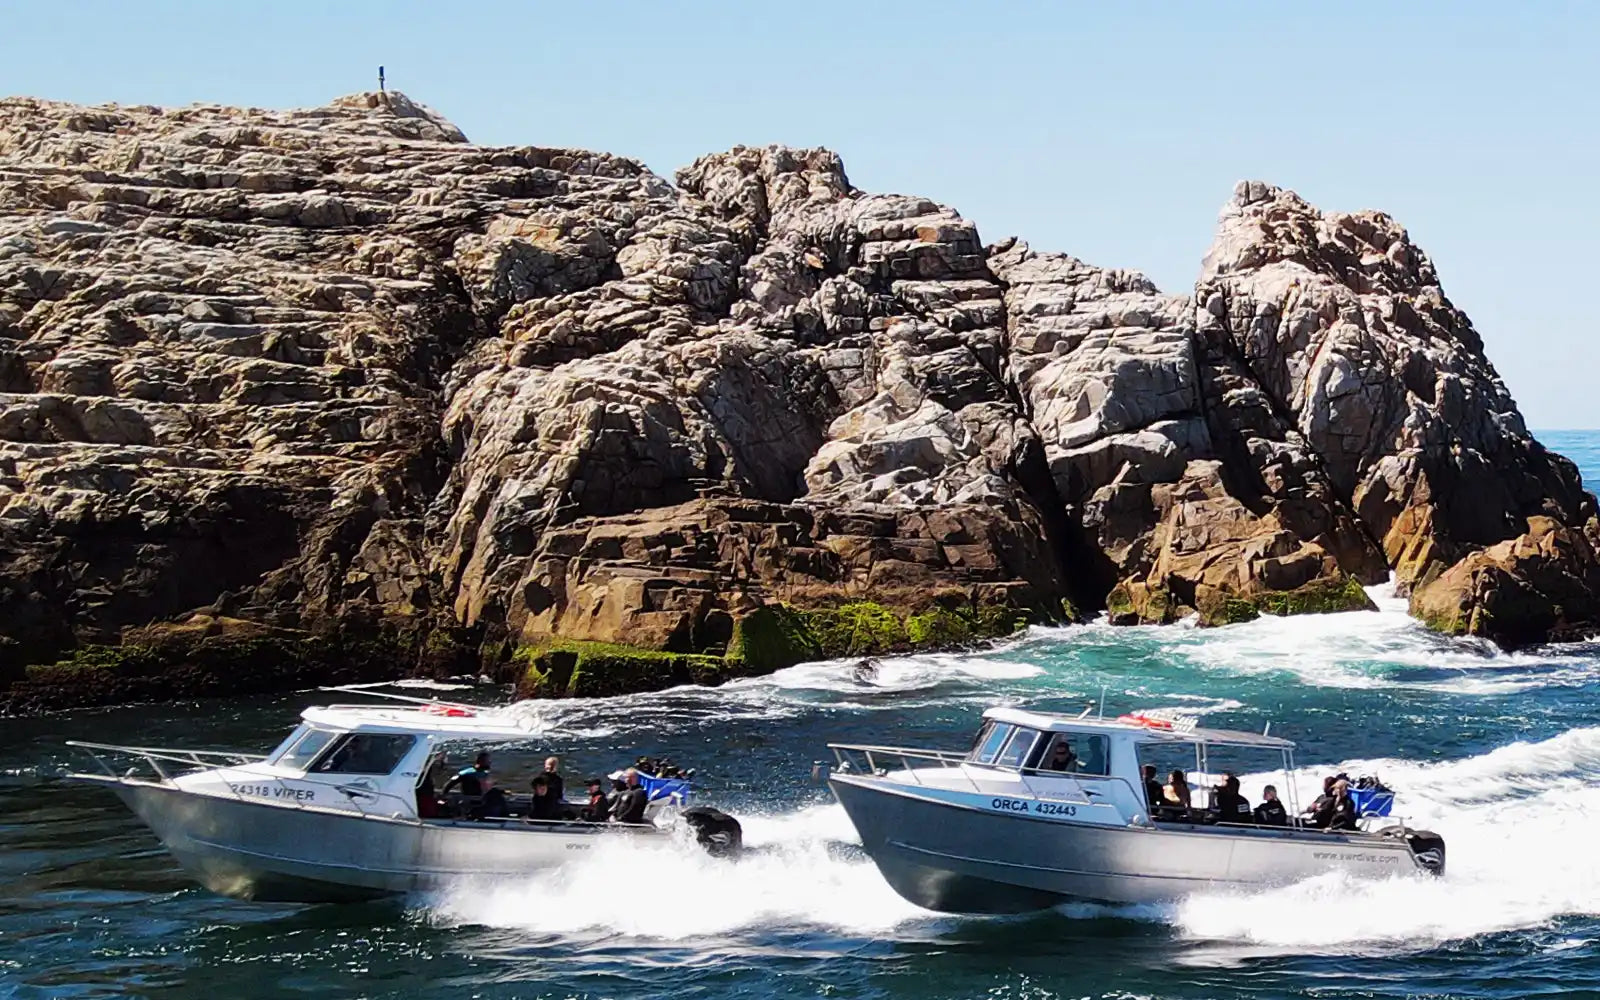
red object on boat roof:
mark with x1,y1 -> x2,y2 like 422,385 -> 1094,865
1116,713 -> 1173,730
421,703 -> 475,717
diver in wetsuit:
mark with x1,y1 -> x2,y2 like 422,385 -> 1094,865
1326,779 -> 1359,831
527,774 -> 564,821
1253,784 -> 1288,826
579,778 -> 610,822
1303,775 -> 1337,828
610,768 -> 650,825
443,751 -> 507,818
541,756 -> 565,803
1212,772 -> 1252,823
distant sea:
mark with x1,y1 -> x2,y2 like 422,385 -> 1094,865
3,431 -> 1598,1000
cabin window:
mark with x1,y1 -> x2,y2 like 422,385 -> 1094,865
311,733 -> 418,776
969,723 -> 1015,765
275,727 -> 338,771
1033,734 -> 1111,776
995,728 -> 1039,769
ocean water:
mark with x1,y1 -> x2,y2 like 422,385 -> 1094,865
3,432 -> 1599,1000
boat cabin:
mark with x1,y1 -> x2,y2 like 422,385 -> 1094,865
830,705 -> 1305,830
968,706 -> 1301,820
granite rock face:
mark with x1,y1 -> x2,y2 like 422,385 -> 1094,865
0,92 -> 1591,704
1196,182 -> 1594,583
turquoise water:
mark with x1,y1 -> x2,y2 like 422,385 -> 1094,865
4,434 -> 1599,999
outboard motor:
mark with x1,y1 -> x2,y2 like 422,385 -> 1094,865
1404,829 -> 1446,875
1382,826 -> 1446,876
683,806 -> 743,858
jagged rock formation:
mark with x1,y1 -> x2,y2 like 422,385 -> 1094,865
0,93 -> 1592,707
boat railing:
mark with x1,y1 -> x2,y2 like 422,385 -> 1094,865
66,741 -> 267,783
65,740 -> 421,819
830,743 -> 977,787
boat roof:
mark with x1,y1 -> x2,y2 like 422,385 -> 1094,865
299,704 -> 544,742
982,706 -> 1296,750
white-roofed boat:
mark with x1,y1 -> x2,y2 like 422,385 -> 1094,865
826,705 -> 1446,912
64,688 -> 729,903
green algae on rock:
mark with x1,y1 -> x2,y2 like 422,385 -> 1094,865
513,598 -> 1047,700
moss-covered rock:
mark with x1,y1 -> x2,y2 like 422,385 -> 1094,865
800,601 -> 907,658
905,608 -> 974,646
513,595 -> 1048,700
513,639 -> 726,699
1195,574 -> 1374,627
725,605 -> 822,672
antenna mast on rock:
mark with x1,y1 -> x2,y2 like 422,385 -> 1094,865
378,65 -> 386,94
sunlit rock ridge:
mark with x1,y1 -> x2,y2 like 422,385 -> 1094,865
0,91 -> 1593,706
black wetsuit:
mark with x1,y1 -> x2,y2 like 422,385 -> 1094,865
528,790 -> 564,821
1327,794 -> 1359,831
543,772 -> 565,802
1253,799 -> 1288,826
1214,789 -> 1252,823
1306,794 -> 1335,828
612,785 -> 649,824
1144,779 -> 1165,810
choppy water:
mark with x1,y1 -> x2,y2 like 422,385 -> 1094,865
4,433 -> 1599,999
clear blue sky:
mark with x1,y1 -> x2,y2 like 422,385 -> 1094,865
8,2 -> 1598,426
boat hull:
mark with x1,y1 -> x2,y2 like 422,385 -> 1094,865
84,776 -> 657,903
830,774 -> 1426,912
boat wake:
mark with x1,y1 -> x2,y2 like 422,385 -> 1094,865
418,727 -> 1600,952
1177,725 -> 1600,949
417,803 -> 938,939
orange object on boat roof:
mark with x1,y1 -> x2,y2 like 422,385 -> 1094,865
1116,713 -> 1173,730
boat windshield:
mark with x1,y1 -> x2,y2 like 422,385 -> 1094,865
968,723 -> 1045,770
968,722 -> 1015,764
274,727 -> 338,771
309,733 -> 417,776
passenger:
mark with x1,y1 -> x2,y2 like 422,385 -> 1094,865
443,751 -> 492,798
1212,772 -> 1252,823
1041,739 -> 1078,772
1141,764 -> 1164,811
579,777 -> 610,822
1252,784 -> 1288,826
1326,779 -> 1359,831
610,767 -> 650,825
542,756 -> 565,803
527,774 -> 564,821
1303,775 -> 1337,828
1163,770 -> 1192,810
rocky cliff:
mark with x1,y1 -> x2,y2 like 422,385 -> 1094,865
1,92 -> 1592,709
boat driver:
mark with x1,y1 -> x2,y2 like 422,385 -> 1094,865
1041,738 -> 1078,771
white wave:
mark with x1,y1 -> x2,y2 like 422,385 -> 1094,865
1175,726 -> 1600,948
391,678 -> 478,692
419,803 -> 939,938
753,651 -> 1043,696
1155,582 -> 1600,695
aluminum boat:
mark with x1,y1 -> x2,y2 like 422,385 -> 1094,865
64,688 -> 729,903
827,706 -> 1445,913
